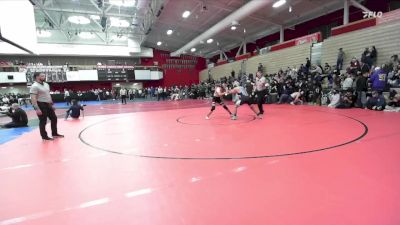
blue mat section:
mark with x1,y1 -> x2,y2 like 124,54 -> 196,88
21,99 -> 158,111
21,100 -> 110,111
1,99 -> 161,144
0,127 -> 34,145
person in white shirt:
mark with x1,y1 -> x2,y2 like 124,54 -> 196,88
128,89 -> 134,100
310,64 -> 323,75
64,89 -> 71,106
290,91 -> 304,105
328,89 -> 341,108
30,72 -> 63,140
2,96 -> 10,104
120,88 -> 127,104
342,74 -> 353,90
157,87 -> 163,101
279,91 -> 304,104
170,87 -> 180,101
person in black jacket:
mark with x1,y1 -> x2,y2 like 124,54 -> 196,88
370,46 -> 377,66
65,99 -> 84,120
355,63 -> 370,108
305,58 -> 311,72
1,104 -> 28,128
336,90 -> 355,109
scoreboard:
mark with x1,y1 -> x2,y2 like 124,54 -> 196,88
97,65 -> 135,81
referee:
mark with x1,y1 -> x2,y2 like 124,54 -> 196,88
30,72 -> 64,141
255,71 -> 268,118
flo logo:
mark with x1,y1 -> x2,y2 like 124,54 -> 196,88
363,11 -> 383,18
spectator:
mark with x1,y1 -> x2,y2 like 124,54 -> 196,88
128,89 -> 134,100
370,46 -> 377,66
2,95 -> 10,105
355,66 -> 369,108
290,91 -> 304,105
337,48 -> 345,70
120,88 -> 127,104
385,92 -> 400,112
310,64 -> 322,76
350,57 -> 361,75
389,55 -> 399,72
336,90 -> 354,109
332,70 -> 342,89
370,64 -> 388,92
64,89 -> 71,106
258,63 -> 264,73
388,64 -> 400,87
366,91 -> 386,111
306,58 -> 311,72
342,73 -> 353,90
324,63 -> 332,74
361,47 -> 370,65
0,103 -> 28,128
157,86 -> 163,101
279,91 -> 303,105
328,89 -> 341,108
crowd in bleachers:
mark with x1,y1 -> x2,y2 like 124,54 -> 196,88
0,93 -> 30,114
201,47 -> 400,112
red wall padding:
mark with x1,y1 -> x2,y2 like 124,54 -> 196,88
141,49 -> 206,87
331,18 -> 377,36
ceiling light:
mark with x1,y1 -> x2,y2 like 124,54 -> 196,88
36,30 -> 52,38
182,11 -> 191,18
206,38 -> 213,44
79,32 -> 95,39
90,15 -> 101,20
112,35 -> 127,41
157,41 -> 162,46
109,0 -> 136,7
166,29 -> 173,35
273,0 -> 286,8
191,48 -> 196,52
231,26 -> 237,30
68,15 -> 90,24
289,6 -> 292,12
110,17 -> 130,27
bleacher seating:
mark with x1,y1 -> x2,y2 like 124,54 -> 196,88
246,43 -> 312,74
200,18 -> 400,82
321,20 -> 400,68
200,43 -> 312,81
200,59 -> 244,81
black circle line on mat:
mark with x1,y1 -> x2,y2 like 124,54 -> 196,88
176,114 -> 257,125
78,109 -> 368,160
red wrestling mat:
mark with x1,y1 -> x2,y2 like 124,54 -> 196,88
79,106 -> 367,159
1,102 -> 400,225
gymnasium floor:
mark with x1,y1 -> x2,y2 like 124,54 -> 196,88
1,100 -> 400,225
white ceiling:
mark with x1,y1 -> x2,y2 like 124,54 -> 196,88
33,0 -> 159,46
33,0 -> 351,58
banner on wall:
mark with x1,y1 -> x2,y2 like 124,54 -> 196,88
295,32 -> 321,45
